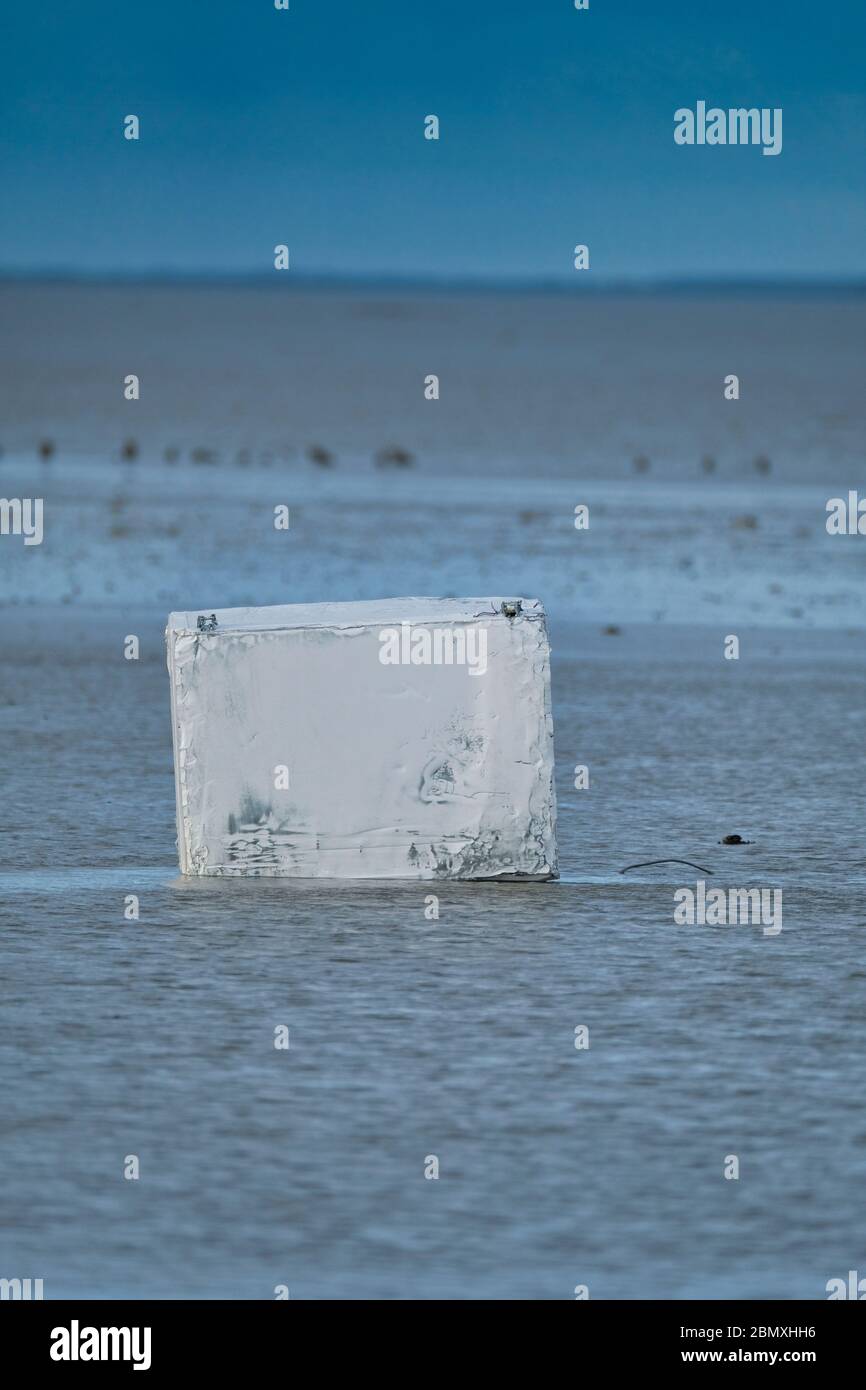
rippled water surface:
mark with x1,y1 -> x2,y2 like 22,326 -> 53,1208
1,286 -> 864,1297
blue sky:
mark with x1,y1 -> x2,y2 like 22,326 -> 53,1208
2,0 -> 864,279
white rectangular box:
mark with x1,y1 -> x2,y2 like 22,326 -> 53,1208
166,597 -> 558,879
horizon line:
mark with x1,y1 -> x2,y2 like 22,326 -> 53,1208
1,269 -> 865,296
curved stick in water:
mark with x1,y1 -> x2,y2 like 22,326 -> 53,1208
619,858 -> 713,875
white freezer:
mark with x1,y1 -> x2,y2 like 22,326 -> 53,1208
165,597 -> 558,879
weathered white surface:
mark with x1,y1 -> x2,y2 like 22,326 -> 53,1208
166,597 -> 558,879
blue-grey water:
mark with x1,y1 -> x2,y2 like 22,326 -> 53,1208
1,284 -> 865,1298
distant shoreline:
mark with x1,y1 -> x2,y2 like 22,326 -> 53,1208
1,271 -> 865,297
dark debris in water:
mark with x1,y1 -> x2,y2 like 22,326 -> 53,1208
620,858 -> 713,875
375,445 -> 414,467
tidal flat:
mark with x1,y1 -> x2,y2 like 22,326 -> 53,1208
1,283 -> 864,1298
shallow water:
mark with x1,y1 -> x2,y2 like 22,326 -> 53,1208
2,609 -> 865,1299
1,286 -> 865,1298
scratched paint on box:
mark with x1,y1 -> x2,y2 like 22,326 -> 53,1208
165,598 -> 558,879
